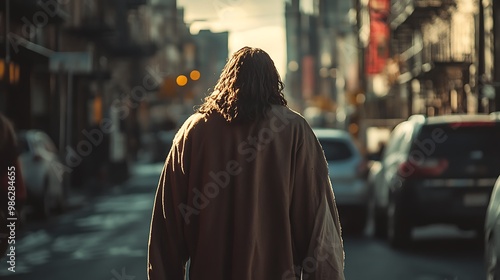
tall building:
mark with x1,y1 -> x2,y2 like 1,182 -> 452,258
284,0 -> 319,111
193,29 -> 229,102
317,0 -> 359,130
285,0 -> 359,129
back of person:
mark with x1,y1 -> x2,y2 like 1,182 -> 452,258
148,47 -> 345,280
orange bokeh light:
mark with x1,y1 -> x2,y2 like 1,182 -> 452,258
176,75 -> 188,86
190,70 -> 200,81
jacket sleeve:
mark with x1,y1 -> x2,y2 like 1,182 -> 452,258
148,130 -> 190,280
289,123 -> 345,280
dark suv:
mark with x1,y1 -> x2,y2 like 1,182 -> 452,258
369,114 -> 500,247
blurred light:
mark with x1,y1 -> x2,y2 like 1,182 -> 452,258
319,67 -> 329,78
14,64 -> 20,84
190,70 -> 200,81
0,59 -> 4,80
411,79 -> 420,94
336,110 -> 346,123
469,64 -> 476,75
330,68 -> 337,78
320,52 -> 331,67
464,83 -> 471,93
176,75 -> 188,87
288,61 -> 299,72
9,63 -> 15,84
349,123 -> 359,134
336,77 -> 345,89
356,93 -> 366,104
469,65 -> 476,87
372,74 -> 388,97
93,96 -> 103,124
422,63 -> 432,72
451,89 -> 458,111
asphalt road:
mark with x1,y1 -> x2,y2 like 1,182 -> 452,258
0,163 -> 485,280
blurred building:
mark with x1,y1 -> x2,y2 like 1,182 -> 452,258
144,2 -> 205,130
284,0 -> 319,112
64,0 -> 157,184
479,0 -> 500,112
193,29 -> 229,103
360,0 -> 500,118
353,0 -> 500,154
387,0 -> 477,117
285,0 -> 360,130
317,0 -> 360,131
0,0 -> 67,132
0,0 -> 195,187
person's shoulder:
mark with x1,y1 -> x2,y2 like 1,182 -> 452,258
176,112 -> 204,136
268,105 -> 310,128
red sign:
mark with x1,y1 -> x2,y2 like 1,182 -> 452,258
365,0 -> 390,75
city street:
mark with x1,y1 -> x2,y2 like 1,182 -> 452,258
1,163 -> 485,280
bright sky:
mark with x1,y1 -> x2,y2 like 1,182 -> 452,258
177,0 -> 287,77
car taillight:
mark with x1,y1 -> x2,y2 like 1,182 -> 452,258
398,158 -> 448,179
449,122 -> 495,128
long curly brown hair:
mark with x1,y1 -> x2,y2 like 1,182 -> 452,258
197,46 -> 287,123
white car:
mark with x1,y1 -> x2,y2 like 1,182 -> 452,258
485,175 -> 500,279
314,128 -> 369,233
18,130 -> 66,218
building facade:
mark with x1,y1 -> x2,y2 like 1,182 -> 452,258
0,0 -> 192,186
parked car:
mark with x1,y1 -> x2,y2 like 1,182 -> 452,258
313,128 -> 369,233
17,130 -> 66,218
485,175 -> 500,280
369,114 -> 500,248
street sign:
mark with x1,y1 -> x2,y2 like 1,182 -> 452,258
49,52 -> 92,73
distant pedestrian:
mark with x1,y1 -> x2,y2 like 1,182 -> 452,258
148,47 -> 345,280
0,112 -> 26,258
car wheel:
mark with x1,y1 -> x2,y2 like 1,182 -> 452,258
387,197 -> 412,248
486,234 -> 500,280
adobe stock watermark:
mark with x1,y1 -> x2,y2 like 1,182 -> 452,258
178,106 -> 299,224
49,65 -> 169,181
281,233 -> 344,280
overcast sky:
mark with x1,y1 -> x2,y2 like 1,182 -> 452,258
177,0 -> 287,77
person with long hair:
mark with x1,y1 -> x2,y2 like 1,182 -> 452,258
148,47 -> 344,280
0,112 -> 26,258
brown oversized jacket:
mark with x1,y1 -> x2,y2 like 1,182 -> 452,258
148,105 -> 345,280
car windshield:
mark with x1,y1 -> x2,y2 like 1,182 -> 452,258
317,139 -> 353,161
412,124 -> 500,177
415,124 -> 500,158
